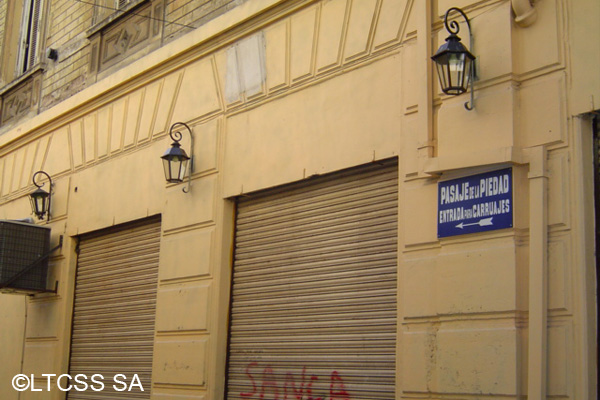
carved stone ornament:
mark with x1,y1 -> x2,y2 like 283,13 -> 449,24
88,0 -> 164,77
0,72 -> 42,126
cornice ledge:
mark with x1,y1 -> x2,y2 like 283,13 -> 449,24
423,146 -> 528,175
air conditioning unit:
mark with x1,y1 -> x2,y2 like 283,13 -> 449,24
0,220 -> 51,294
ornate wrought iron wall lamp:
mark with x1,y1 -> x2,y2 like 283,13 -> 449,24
161,122 -> 194,193
431,7 -> 476,110
29,171 -> 53,221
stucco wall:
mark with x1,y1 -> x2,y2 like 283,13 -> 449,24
0,0 -> 598,399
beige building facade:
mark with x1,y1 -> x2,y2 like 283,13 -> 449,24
0,0 -> 598,399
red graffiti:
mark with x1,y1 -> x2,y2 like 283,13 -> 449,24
240,364 -> 350,400
241,362 -> 259,398
261,367 -> 280,399
329,371 -> 349,400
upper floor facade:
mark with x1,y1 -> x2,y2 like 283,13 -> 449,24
0,0 -> 244,130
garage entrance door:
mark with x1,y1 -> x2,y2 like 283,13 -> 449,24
68,216 -> 161,399
226,159 -> 398,400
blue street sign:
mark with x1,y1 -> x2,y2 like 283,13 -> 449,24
438,168 -> 513,238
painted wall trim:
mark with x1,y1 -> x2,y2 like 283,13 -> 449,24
527,145 -> 548,400
512,0 -> 537,27
423,146 -> 528,174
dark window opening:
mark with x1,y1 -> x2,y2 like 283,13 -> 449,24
20,0 -> 42,75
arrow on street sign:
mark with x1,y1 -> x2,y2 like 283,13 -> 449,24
456,217 -> 494,229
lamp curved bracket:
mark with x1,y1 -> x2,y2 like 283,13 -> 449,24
169,122 -> 194,193
444,7 -> 472,41
444,7 -> 475,111
32,170 -> 53,189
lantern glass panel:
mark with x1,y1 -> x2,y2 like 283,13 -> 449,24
161,141 -> 190,184
162,156 -> 189,183
431,31 -> 475,96
463,56 -> 473,85
448,53 -> 465,90
435,62 -> 448,90
29,189 -> 49,219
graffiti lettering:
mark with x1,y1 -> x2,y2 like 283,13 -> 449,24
261,367 -> 279,399
329,371 -> 349,400
241,362 -> 258,398
240,364 -> 350,400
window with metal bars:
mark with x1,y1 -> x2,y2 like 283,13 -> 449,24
18,0 -> 43,75
91,0 -> 143,27
115,0 -> 130,9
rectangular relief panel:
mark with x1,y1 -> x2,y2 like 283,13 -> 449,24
94,1 -> 164,74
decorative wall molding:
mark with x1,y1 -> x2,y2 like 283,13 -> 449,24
0,0 -> 411,200
0,71 -> 42,126
89,0 -> 164,77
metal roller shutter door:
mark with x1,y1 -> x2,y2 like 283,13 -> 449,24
227,159 -> 398,400
68,217 -> 161,399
